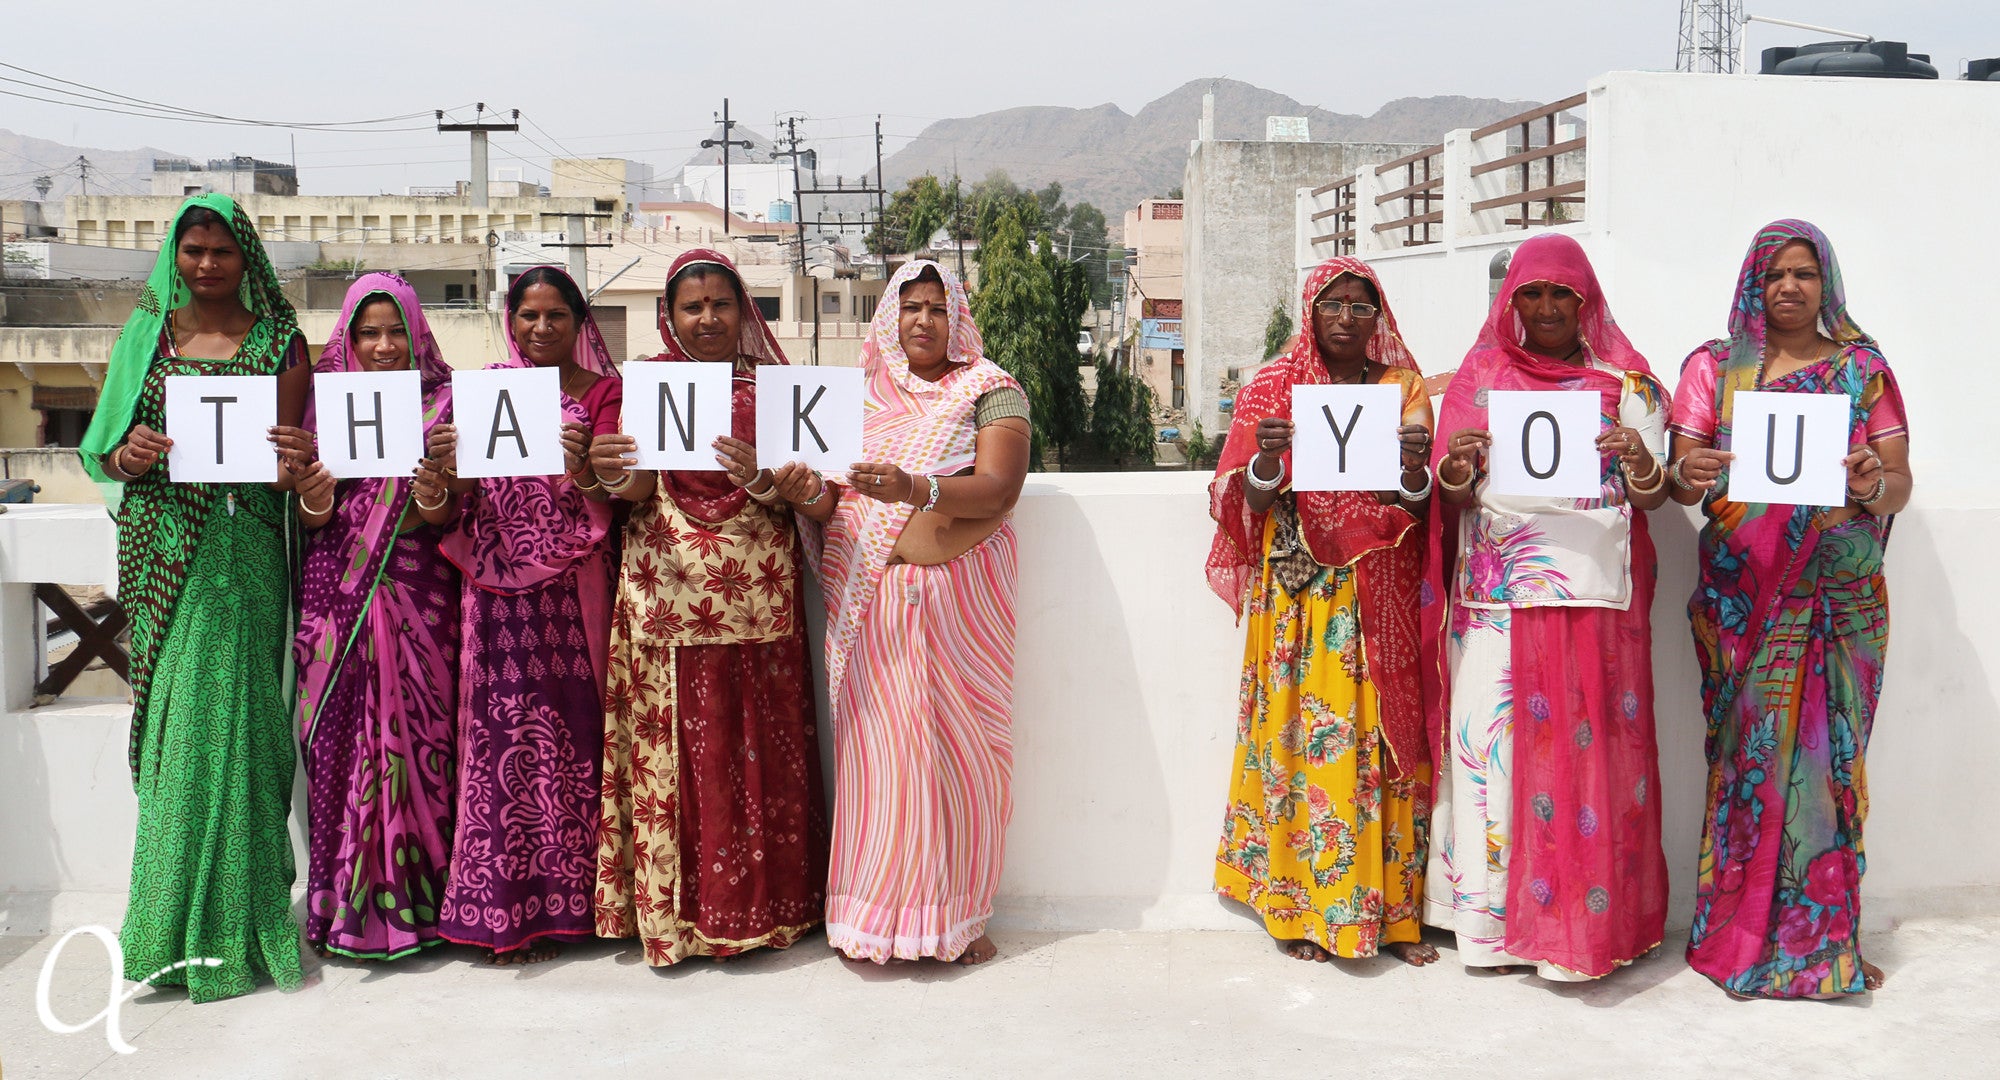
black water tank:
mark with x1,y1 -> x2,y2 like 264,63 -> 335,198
1966,58 -> 2000,81
1761,41 -> 1939,80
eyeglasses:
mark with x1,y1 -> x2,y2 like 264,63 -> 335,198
1314,300 -> 1379,320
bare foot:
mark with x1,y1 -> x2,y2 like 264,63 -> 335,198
1384,941 -> 1440,967
1488,964 -> 1519,975
1279,938 -> 1332,963
953,935 -> 998,965
487,942 -> 561,966
310,944 -> 329,960
1862,961 -> 1885,991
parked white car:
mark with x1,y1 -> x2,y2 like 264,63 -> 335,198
1076,330 -> 1093,355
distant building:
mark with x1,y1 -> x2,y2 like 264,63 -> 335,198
1181,91 -> 1424,433
1121,198 -> 1184,419
150,156 -> 298,198
551,158 -> 655,221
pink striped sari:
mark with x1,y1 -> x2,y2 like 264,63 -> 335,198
809,260 -> 1024,962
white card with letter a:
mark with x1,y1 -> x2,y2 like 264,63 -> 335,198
1486,390 -> 1601,499
164,374 -> 277,483
1726,390 -> 1852,507
451,367 -> 564,478
313,370 -> 425,479
756,366 -> 862,472
621,361 -> 733,471
1289,384 -> 1403,492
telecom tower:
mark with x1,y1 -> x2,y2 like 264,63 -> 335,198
1677,0 -> 1744,72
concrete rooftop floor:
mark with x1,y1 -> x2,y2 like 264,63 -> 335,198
1,916 -> 1993,1079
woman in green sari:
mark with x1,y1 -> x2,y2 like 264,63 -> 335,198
80,194 -> 310,1002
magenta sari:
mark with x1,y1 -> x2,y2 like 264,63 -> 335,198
437,268 -> 621,954
296,273 -> 461,960
1422,234 -> 1669,978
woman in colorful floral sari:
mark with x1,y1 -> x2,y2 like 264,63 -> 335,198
1205,257 -> 1439,965
785,260 -> 1030,965
1669,220 -> 1910,999
1423,233 -> 1671,980
588,249 -> 827,965
290,273 -> 460,962
433,266 -> 622,964
79,194 -> 308,1002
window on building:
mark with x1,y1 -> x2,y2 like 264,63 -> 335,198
183,185 -> 202,197
445,284 -> 465,303
754,296 -> 780,321
33,387 -> 99,448
821,293 -> 842,315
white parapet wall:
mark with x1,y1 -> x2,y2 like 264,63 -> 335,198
3,473 -> 1996,935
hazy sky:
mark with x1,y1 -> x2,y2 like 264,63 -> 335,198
3,1 -> 1988,198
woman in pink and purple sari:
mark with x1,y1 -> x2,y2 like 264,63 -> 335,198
1669,220 -> 1911,998
291,273 -> 461,961
433,266 -> 623,964
1422,233 -> 1672,980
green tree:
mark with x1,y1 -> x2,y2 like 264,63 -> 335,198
1183,419 -> 1218,471
1062,201 -> 1111,305
1088,345 -> 1157,470
1263,301 -> 1294,360
971,209 -> 1089,469
868,174 -> 954,255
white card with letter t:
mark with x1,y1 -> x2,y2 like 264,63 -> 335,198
164,374 -> 277,483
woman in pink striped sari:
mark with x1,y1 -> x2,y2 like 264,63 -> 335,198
784,260 -> 1031,965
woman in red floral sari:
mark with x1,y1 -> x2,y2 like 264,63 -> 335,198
588,250 -> 826,964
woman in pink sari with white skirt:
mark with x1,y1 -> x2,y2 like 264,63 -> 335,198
780,260 -> 1031,965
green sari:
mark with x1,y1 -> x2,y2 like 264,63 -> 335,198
81,194 -> 305,1002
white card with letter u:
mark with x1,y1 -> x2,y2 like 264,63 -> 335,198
622,360 -> 733,471
1726,390 -> 1851,507
1486,390 -> 1601,499
756,366 -> 862,471
451,366 -> 564,478
1290,384 -> 1402,492
164,374 -> 277,483
314,370 -> 425,479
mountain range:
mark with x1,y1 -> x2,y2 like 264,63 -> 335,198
878,78 -> 1540,219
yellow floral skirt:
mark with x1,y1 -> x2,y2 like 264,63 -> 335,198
1214,518 -> 1430,957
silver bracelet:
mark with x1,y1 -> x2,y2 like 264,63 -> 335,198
1668,457 -> 1696,492
1853,472 -> 1888,506
800,477 -> 829,507
1244,454 -> 1285,491
919,474 -> 941,512
1398,467 -> 1434,501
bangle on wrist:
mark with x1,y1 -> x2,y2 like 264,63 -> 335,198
919,474 -> 942,513
1625,458 -> 1666,496
1853,472 -> 1888,506
108,444 -> 134,479
800,477 -> 829,507
571,468 -> 601,492
1398,467 -> 1434,502
1669,457 -> 1697,492
1438,461 -> 1474,493
299,493 -> 334,517
1245,454 -> 1285,491
600,467 -> 636,495
747,475 -> 782,504
412,487 -> 448,512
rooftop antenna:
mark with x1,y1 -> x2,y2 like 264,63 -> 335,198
1677,0 -> 1744,72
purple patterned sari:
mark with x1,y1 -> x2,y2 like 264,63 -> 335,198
297,274 -> 461,960
437,269 -> 621,953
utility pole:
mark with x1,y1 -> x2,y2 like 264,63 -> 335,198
873,116 -> 886,237
437,103 -> 520,209
539,211 -> 613,295
700,98 -> 756,235
73,156 -> 91,198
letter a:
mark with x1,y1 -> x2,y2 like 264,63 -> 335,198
487,389 -> 528,460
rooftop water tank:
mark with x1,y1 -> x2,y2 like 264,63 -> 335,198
1965,58 -> 2000,81
1760,41 -> 1938,80
768,200 -> 795,223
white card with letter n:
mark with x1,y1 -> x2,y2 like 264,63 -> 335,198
1290,384 -> 1403,492
621,360 -> 733,471
1726,390 -> 1852,507
313,370 -> 425,479
755,366 -> 863,472
1486,390 -> 1602,499
451,366 -> 565,478
163,374 -> 277,483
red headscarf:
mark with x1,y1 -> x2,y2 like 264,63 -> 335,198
1205,256 -> 1431,779
649,248 -> 788,522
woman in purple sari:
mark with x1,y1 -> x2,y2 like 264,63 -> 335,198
291,273 -> 461,961
434,266 -> 623,964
